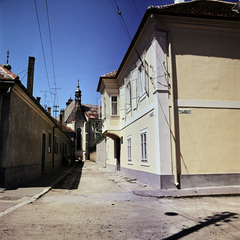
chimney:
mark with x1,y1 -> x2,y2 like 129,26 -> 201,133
60,110 -> 64,129
27,57 -> 35,95
48,107 -> 51,115
36,97 -> 41,104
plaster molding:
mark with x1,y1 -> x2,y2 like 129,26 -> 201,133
177,99 -> 240,109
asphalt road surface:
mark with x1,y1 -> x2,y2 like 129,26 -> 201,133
1,161 -> 240,239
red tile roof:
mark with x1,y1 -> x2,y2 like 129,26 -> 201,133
54,118 -> 75,133
149,0 -> 240,19
0,64 -> 18,80
65,101 -> 86,123
101,70 -> 118,78
82,104 -> 99,119
65,101 -> 99,123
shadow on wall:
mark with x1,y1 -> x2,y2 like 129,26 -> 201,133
163,211 -> 239,240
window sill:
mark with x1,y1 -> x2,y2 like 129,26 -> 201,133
110,115 -> 120,118
127,161 -> 133,165
140,161 -> 149,167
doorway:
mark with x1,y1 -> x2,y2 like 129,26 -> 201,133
116,137 -> 121,171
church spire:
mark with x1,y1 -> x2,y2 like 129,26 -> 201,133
75,78 -> 82,103
3,50 -> 12,71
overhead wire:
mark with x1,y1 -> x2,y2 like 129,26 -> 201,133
17,68 -> 28,76
45,0 -> 59,108
33,0 -> 53,106
110,0 -> 132,42
110,0 -> 144,66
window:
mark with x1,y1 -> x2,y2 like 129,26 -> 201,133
111,96 -> 118,115
127,135 -> 132,164
48,132 -> 51,153
140,128 -> 148,165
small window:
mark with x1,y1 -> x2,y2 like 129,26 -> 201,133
111,96 -> 118,115
140,128 -> 148,165
127,135 -> 132,164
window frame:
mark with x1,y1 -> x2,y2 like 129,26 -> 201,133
48,132 -> 51,153
111,95 -> 118,116
140,128 -> 149,166
127,135 -> 132,164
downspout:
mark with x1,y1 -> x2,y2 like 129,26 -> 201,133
152,15 -> 180,188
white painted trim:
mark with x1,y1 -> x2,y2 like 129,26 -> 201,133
177,99 -> 240,109
127,134 -> 132,164
140,127 -> 149,167
122,102 -> 154,130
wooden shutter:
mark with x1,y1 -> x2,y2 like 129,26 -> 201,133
119,86 -> 125,119
132,69 -> 138,110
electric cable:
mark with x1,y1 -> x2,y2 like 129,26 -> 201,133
33,0 -> 53,105
45,0 -> 59,108
17,68 -> 28,76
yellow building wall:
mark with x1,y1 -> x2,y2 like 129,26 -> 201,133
173,31 -> 240,101
172,30 -> 240,175
179,108 -> 240,174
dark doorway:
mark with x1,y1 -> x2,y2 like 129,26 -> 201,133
116,137 -> 121,171
41,133 -> 46,171
77,128 -> 82,150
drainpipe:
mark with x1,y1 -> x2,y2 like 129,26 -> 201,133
152,15 -> 180,188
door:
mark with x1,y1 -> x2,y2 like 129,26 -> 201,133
41,133 -> 46,171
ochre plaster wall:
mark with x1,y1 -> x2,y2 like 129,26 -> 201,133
179,108 -> 240,174
172,30 -> 240,175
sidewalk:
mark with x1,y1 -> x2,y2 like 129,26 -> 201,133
0,163 -> 77,217
133,185 -> 240,198
1,161 -> 240,217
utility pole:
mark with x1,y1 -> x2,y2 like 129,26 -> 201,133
51,86 -> 61,118
40,90 -> 49,110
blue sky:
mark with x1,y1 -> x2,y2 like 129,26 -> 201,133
0,0 -> 238,116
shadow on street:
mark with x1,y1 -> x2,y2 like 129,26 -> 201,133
53,162 -> 84,190
163,211 -> 239,240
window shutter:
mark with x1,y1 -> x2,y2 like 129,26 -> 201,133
124,78 -> 131,109
145,61 -> 149,95
119,86 -> 125,119
132,69 -> 138,110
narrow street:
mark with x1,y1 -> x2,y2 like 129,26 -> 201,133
1,161 -> 240,239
